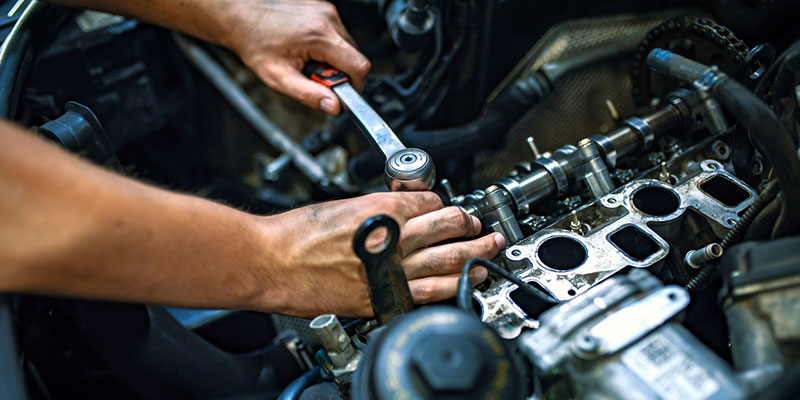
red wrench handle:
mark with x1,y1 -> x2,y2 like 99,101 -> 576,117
303,61 -> 349,88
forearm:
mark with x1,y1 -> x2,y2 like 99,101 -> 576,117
48,0 -> 240,47
0,122 -> 282,311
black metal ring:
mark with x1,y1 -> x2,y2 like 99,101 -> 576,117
352,214 -> 400,262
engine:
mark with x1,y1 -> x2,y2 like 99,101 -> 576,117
2,0 -> 800,399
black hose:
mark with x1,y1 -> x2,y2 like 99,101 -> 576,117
402,71 -> 552,159
277,366 -> 321,400
685,180 -> 780,292
457,258 -> 557,313
743,197 -> 781,241
648,49 -> 800,237
714,81 -> 800,237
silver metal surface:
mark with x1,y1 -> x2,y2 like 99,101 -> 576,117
623,116 -> 654,149
526,136 -> 542,159
685,243 -> 723,269
587,285 -> 689,356
496,177 -> 529,215
309,314 -> 362,384
483,186 -> 524,244
520,269 -> 668,370
534,156 -> 569,197
384,148 -> 436,191
333,83 -> 406,159
309,314 -> 356,368
475,159 -> 756,337
520,270 -> 744,400
589,134 -> 617,168
577,139 -> 615,198
333,83 -> 434,191
172,34 -> 330,186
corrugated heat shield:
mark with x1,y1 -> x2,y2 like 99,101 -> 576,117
475,8 -> 708,186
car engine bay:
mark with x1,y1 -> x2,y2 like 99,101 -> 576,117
1,0 -> 800,399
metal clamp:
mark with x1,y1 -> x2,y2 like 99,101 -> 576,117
693,66 -> 730,135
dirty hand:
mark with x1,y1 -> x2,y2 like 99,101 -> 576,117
220,0 -> 371,115
261,192 -> 505,318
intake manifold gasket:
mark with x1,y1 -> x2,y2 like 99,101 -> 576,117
475,160 -> 756,339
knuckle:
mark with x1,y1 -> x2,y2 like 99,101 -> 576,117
444,247 -> 466,270
414,280 -> 436,303
356,58 -> 371,76
303,19 -> 330,38
372,194 -> 401,214
446,207 -> 470,232
482,237 -> 496,254
320,2 -> 338,18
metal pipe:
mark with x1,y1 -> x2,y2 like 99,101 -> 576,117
172,33 -> 331,186
309,314 -> 355,368
685,243 -> 724,269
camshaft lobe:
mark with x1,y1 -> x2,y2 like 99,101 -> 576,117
464,96 -> 689,244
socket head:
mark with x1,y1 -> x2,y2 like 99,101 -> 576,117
385,148 -> 436,191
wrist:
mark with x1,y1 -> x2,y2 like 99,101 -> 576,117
235,213 -> 293,313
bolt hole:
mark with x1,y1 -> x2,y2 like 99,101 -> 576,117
667,292 -> 677,301
442,351 -> 453,362
511,249 -> 521,257
567,289 -> 577,296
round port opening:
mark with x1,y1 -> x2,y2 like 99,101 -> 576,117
632,186 -> 680,216
538,236 -> 587,271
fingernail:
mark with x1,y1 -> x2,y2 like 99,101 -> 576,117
320,98 -> 336,114
474,267 -> 488,283
470,216 -> 481,235
494,233 -> 506,249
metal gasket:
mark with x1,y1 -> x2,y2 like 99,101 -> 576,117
474,160 -> 756,338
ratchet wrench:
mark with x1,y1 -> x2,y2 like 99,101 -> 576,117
304,61 -> 436,191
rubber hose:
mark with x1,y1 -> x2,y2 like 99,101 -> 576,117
277,367 -> 321,400
402,71 -> 552,159
686,180 -> 779,292
743,197 -> 781,241
715,80 -> 800,237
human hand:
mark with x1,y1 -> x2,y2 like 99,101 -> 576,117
219,0 -> 371,115
258,192 -> 505,318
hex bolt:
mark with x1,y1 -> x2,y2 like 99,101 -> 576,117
575,335 -> 598,353
411,336 -> 482,392
684,243 -> 724,269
